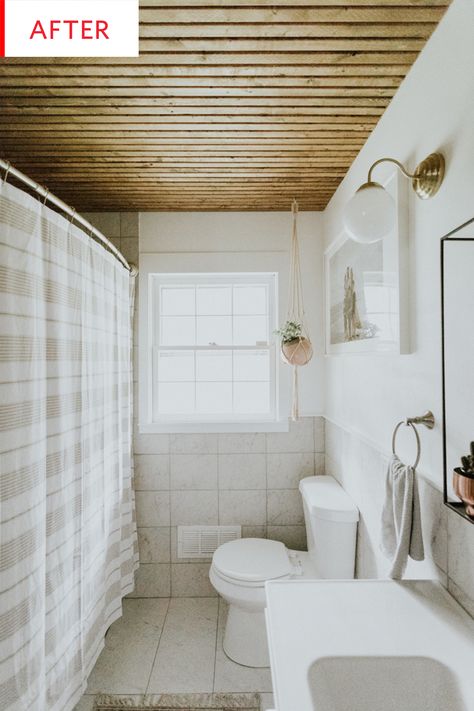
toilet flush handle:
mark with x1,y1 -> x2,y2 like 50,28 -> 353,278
288,552 -> 304,577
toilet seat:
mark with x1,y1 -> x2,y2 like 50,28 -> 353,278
212,538 -> 292,584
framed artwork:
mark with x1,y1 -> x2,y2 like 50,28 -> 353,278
325,168 -> 409,355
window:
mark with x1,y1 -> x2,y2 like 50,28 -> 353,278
149,272 -> 278,424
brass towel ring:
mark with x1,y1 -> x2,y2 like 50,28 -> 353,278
392,421 -> 421,469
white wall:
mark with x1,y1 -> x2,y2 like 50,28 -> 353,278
323,0 -> 474,486
322,0 -> 474,615
140,210 -> 325,417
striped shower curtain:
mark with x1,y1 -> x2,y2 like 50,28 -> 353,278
0,181 -> 138,710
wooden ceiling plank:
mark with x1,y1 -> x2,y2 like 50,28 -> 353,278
0,106 -> 386,117
0,134 -> 370,153
1,146 -> 361,153
2,145 -> 363,152
0,87 -> 397,98
0,113 -> 379,123
0,51 -> 421,66
0,64 -> 410,80
47,189 -> 342,196
4,167 -> 353,174
139,7 -> 445,23
0,118 -> 378,129
38,164 -> 348,172
1,96 -> 390,107
139,0 -> 448,7
0,76 -> 404,88
138,38 -> 428,50
0,64 -> 411,77
139,22 -> 437,39
41,173 -> 347,179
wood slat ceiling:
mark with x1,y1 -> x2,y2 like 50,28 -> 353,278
0,0 -> 450,211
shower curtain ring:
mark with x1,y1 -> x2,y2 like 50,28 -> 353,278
3,161 -> 11,184
69,208 -> 77,224
42,189 -> 50,205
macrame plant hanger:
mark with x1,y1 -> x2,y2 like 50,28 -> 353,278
281,199 -> 313,420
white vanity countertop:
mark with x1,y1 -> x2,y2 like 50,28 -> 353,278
265,579 -> 474,711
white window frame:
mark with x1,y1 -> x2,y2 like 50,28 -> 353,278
139,251 -> 290,433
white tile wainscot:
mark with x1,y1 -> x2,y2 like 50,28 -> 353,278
131,415 -> 325,597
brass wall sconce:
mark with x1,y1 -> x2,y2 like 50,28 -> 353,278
343,152 -> 445,244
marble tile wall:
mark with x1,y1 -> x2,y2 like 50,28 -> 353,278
131,416 -> 325,598
325,420 -> 474,618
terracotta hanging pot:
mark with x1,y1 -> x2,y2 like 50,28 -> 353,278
281,336 -> 313,366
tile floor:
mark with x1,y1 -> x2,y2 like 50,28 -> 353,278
74,598 -> 274,711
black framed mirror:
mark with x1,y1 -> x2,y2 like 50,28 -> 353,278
441,217 -> 474,522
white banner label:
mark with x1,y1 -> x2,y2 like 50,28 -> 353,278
2,0 -> 139,57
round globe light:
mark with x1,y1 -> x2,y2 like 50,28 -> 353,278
343,181 -> 396,244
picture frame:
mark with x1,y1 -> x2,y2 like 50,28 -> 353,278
324,167 -> 409,355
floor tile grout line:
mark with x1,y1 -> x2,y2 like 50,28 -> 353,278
144,597 -> 172,695
212,596 -> 221,692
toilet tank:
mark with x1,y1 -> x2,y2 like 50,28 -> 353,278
299,476 -> 359,579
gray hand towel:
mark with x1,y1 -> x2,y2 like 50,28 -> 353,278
381,454 -> 424,579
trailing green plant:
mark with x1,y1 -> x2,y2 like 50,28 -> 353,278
460,442 -> 474,474
274,320 -> 303,343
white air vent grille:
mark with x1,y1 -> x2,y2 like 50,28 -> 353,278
177,525 -> 241,559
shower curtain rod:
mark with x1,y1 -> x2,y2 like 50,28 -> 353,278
1,158 -> 136,274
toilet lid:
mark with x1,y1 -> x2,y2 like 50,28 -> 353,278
212,538 -> 292,583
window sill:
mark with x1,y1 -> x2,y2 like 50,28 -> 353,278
138,420 -> 289,434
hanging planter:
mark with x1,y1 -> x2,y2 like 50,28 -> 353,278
275,320 -> 313,366
281,336 -> 313,367
274,200 -> 313,420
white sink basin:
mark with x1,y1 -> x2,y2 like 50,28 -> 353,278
264,580 -> 474,711
309,656 -> 467,711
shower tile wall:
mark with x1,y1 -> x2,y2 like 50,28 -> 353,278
132,416 -> 325,598
325,420 -> 474,619
84,210 -> 325,598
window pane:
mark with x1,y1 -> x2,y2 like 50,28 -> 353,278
233,315 -> 268,345
161,316 -> 195,346
196,316 -> 232,345
158,382 -> 195,414
234,350 -> 269,381
196,351 -> 232,381
196,382 -> 232,414
152,273 -> 276,422
158,351 -> 194,382
161,287 -> 195,316
197,286 -> 232,315
233,285 -> 267,315
234,382 -> 270,414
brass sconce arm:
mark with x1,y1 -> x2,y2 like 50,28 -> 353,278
367,157 -> 416,183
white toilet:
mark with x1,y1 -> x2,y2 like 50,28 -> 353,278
209,475 -> 359,667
